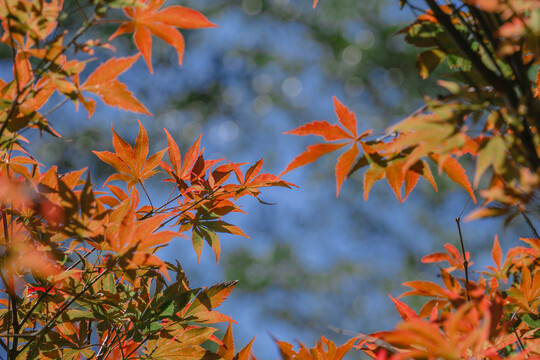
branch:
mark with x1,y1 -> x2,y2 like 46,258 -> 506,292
424,0 -> 510,101
95,331 -> 110,360
0,209 -> 18,359
445,0 -> 505,79
0,8 -> 23,142
17,249 -> 96,330
19,268 -> 108,357
424,0 -> 540,170
0,9 -> 99,141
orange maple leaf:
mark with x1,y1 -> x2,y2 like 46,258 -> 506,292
282,97 -> 370,196
109,0 -> 217,73
429,153 -> 476,203
217,322 -> 256,360
105,190 -> 177,278
389,295 -> 419,321
93,120 -> 166,188
80,54 -> 150,117
232,159 -> 294,199
275,336 -> 358,360
159,129 -> 202,188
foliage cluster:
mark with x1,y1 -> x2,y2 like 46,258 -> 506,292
0,0 -> 538,359
277,0 -> 540,358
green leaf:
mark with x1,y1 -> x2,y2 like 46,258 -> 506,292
474,136 -> 507,187
522,313 -> 540,328
416,49 -> 445,79
192,227 -> 204,263
405,22 -> 445,48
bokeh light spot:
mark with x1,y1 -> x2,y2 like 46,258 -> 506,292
281,77 -> 303,98
355,29 -> 375,49
342,45 -> 362,66
253,95 -> 274,116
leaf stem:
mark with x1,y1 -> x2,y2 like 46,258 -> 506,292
138,180 -> 154,209
455,216 -> 470,301
42,98 -> 69,118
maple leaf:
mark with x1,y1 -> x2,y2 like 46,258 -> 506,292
422,243 -> 472,273
474,135 -> 508,187
160,130 -> 203,189
349,145 -> 437,202
143,326 -> 219,359
182,281 -> 238,324
232,159 -> 294,199
429,154 -> 476,203
80,55 -> 151,117
389,295 -> 419,321
506,265 -> 540,313
282,97 -> 371,196
93,120 -> 166,188
217,322 -> 256,360
105,190 -> 178,277
275,336 -> 358,360
109,0 -> 217,73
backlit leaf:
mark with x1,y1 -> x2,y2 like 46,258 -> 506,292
110,1 -> 217,73
284,120 -> 351,141
430,154 -> 476,203
474,136 -> 507,187
281,143 -> 347,175
389,295 -> 418,321
82,55 -> 150,116
335,143 -> 358,196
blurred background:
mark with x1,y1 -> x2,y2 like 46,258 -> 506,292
2,0 -> 530,357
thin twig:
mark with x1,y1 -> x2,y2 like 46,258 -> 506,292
8,282 -> 19,359
19,268 -> 109,357
74,0 -> 88,23
139,192 -> 182,220
0,7 -> 23,142
0,13 -> 97,142
18,248 -> 96,330
95,332 -> 110,360
138,180 -> 154,209
455,216 -> 471,302
513,326 -> 526,353
445,0 -> 505,78
0,209 -> 19,359
510,311 -> 526,353
42,99 -> 69,118
157,188 -> 222,230
521,211 -> 539,239
95,326 -> 121,360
